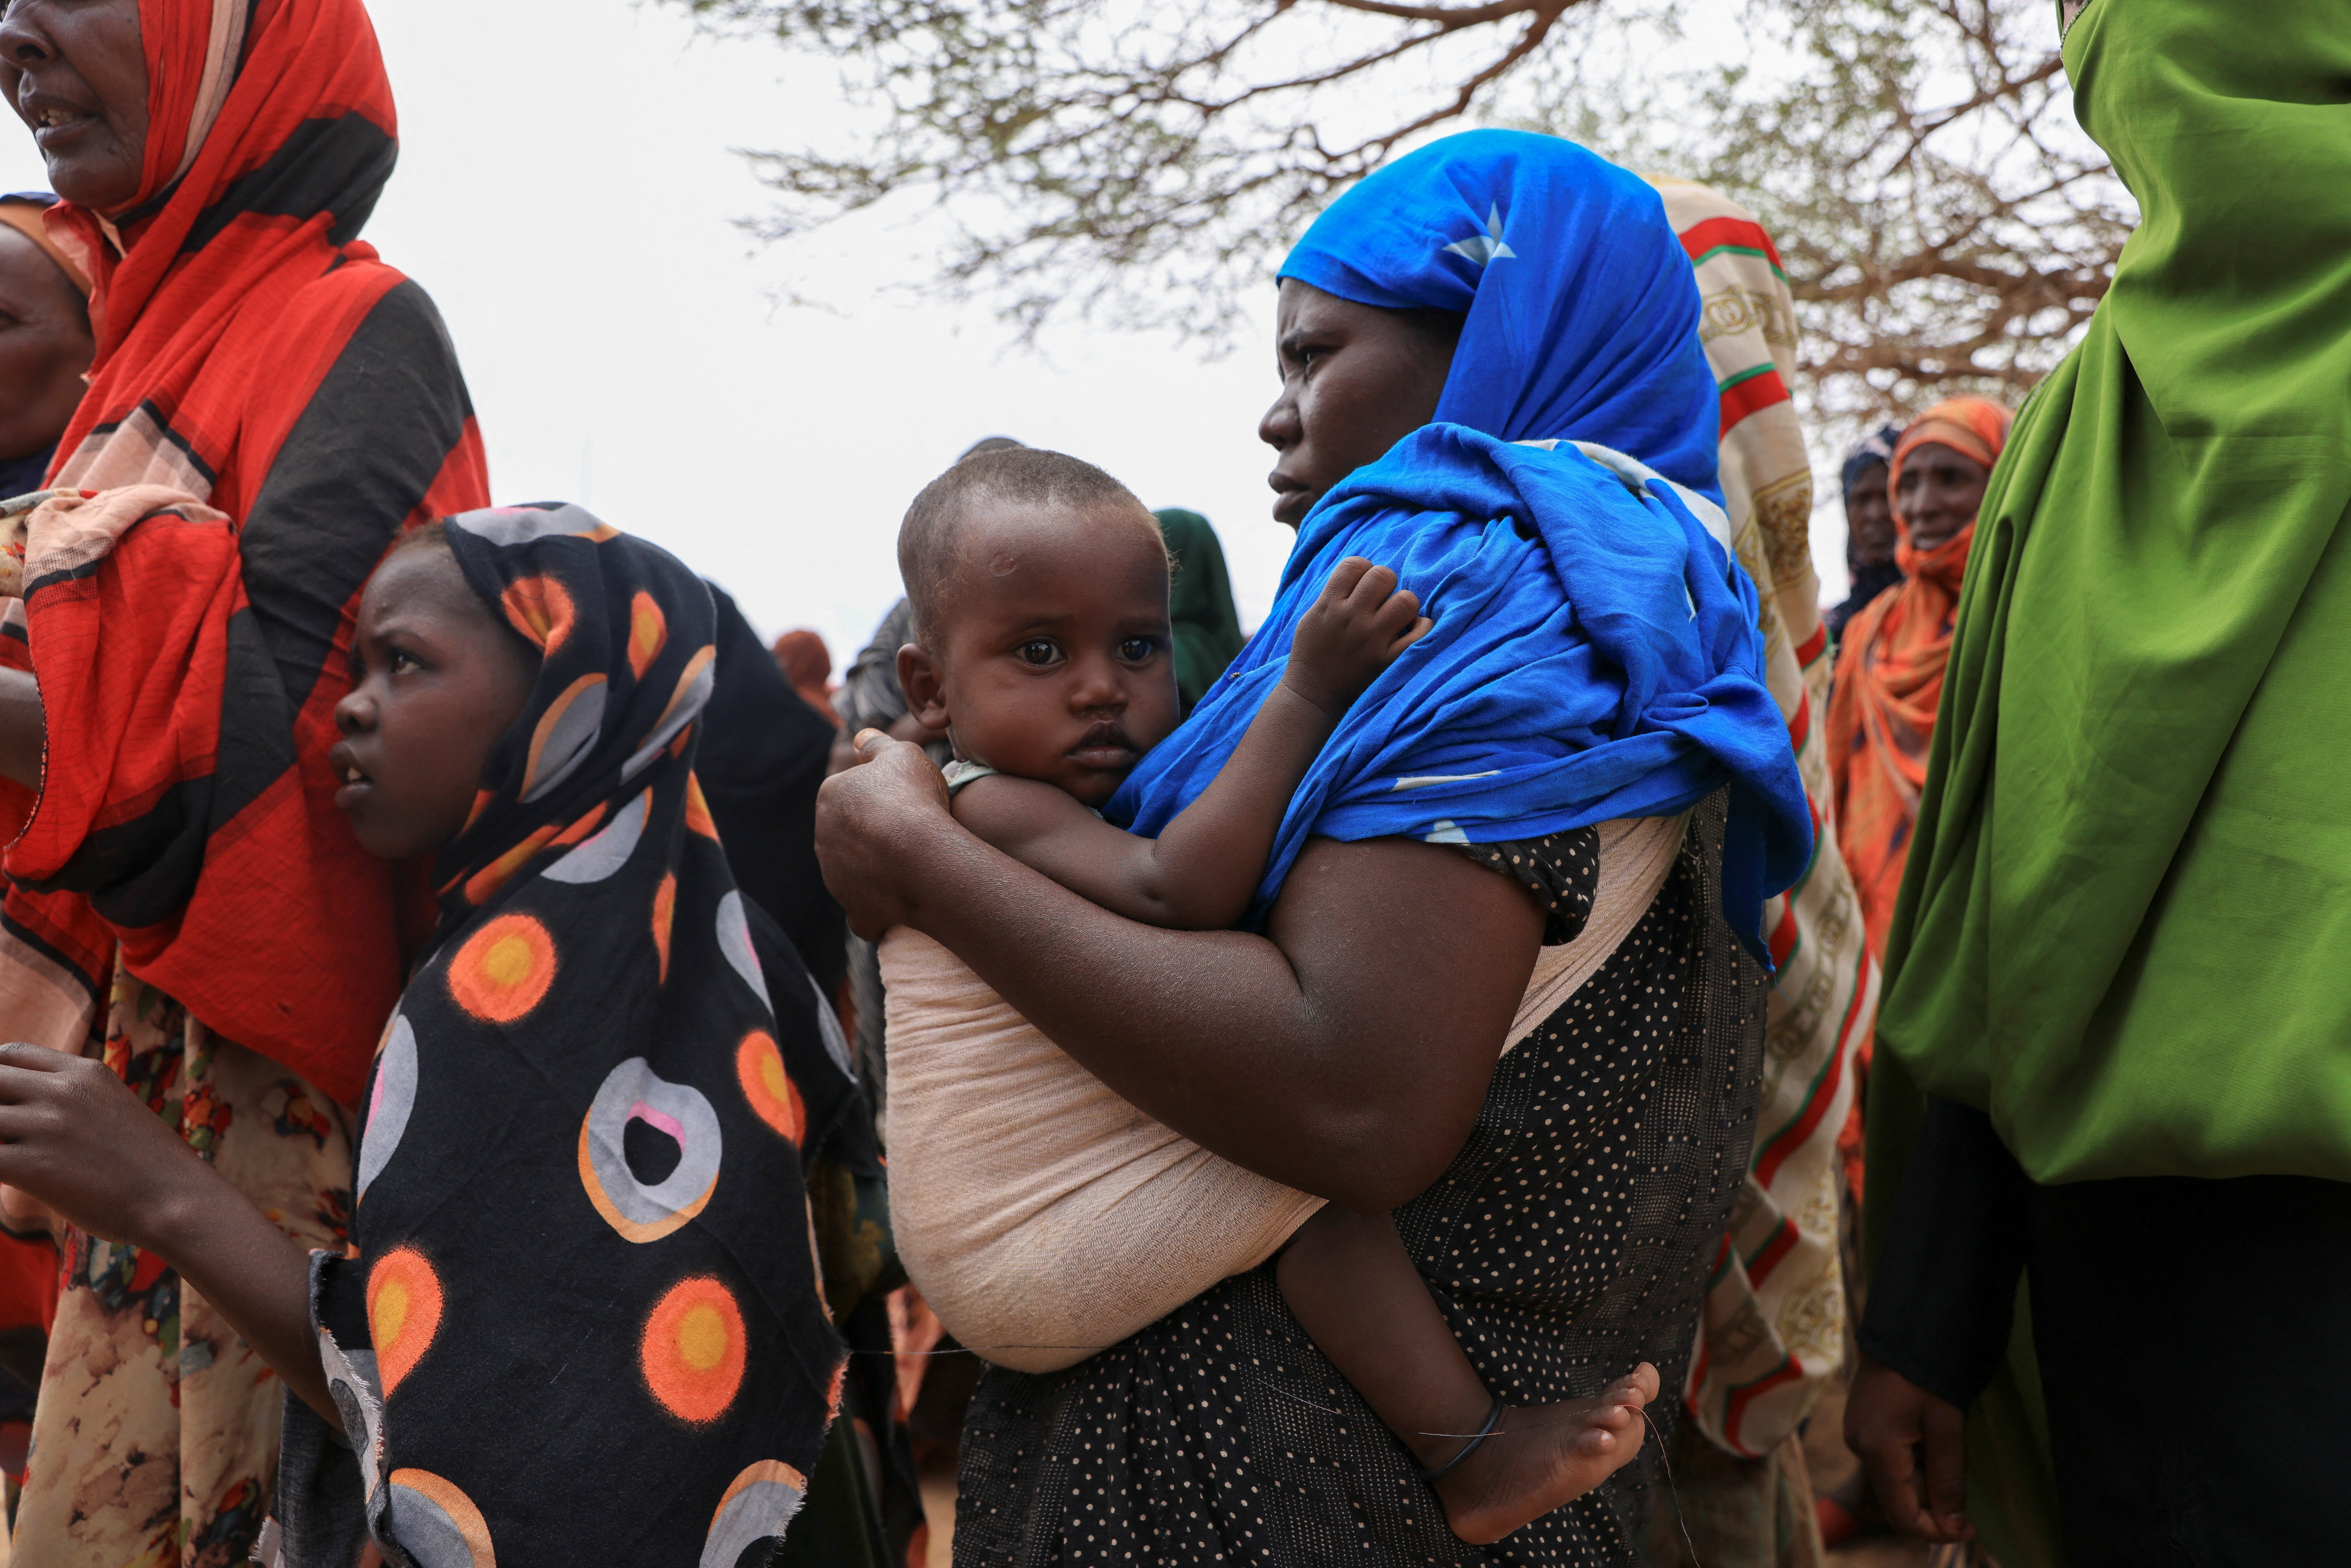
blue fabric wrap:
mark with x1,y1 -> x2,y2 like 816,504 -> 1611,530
1108,427 -> 1813,957
1105,130 -> 1812,957
1276,128 -> 1723,506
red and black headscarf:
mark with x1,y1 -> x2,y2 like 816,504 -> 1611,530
269,506 -> 843,1564
0,0 -> 488,1102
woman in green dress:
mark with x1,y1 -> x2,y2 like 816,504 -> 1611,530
1847,3 -> 2351,1564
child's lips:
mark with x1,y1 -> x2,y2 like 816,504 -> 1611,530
327,743 -> 374,808
1069,726 -> 1137,770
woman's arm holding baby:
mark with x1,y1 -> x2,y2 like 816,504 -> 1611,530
821,743 -> 1540,1210
0,1045 -> 335,1421
956,558 -> 1429,930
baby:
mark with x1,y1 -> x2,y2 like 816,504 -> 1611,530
881,447 -> 1657,1544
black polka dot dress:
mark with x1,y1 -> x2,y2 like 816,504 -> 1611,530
953,793 -> 1767,1565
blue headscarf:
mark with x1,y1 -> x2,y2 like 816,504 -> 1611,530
1106,130 -> 1812,955
1841,425 -> 1902,500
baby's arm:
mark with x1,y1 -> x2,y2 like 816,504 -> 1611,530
956,557 -> 1428,929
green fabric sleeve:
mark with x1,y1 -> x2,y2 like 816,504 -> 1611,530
1155,509 -> 1248,713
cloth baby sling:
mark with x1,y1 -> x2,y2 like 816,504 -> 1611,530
881,813 -> 1685,1371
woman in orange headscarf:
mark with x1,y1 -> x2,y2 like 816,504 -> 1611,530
1827,397 -> 2013,959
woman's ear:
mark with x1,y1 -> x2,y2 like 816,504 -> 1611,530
896,643 -> 952,733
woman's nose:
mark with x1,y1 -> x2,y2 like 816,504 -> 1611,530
1258,388 -> 1299,451
0,5 -> 53,65
333,688 -> 371,735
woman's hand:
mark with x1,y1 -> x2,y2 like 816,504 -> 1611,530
0,1040 -> 336,1421
816,728 -> 956,940
1281,557 -> 1431,718
1846,1352 -> 1974,1543
0,1042 -> 220,1250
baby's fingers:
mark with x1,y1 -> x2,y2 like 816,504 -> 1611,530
1318,556 -> 1377,604
1342,560 -> 1400,610
1386,616 -> 1434,657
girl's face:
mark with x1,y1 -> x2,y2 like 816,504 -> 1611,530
331,544 -> 537,859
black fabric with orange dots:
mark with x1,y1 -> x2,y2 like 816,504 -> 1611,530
272,504 -> 845,1566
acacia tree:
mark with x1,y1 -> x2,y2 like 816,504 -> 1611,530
673,0 -> 2132,426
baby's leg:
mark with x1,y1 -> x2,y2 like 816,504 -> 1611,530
1276,1206 -> 1659,1544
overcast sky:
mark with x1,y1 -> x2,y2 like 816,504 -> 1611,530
0,0 -> 1849,665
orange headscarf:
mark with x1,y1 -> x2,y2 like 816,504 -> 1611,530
0,196 -> 91,299
1826,396 -> 2012,958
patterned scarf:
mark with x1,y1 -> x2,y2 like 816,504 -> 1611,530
0,0 -> 487,1105
269,507 -> 841,1564
1827,397 -> 2012,956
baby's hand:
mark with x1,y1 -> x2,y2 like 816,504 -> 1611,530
1281,557 -> 1432,718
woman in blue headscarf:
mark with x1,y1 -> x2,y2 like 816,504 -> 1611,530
819,129 -> 1807,1565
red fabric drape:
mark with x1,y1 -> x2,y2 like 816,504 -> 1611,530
1,0 -> 488,1105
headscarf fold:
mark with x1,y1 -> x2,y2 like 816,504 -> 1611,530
1877,0 -> 2351,1185
1110,131 -> 1811,952
272,507 -> 841,1563
0,0 -> 487,1104
1825,397 -> 2011,957
0,192 -> 90,300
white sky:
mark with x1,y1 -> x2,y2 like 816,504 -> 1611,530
0,0 -> 1852,665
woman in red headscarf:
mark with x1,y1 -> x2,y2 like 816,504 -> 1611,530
0,0 -> 487,1554
1827,398 -> 2013,960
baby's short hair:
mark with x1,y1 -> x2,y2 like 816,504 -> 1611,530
899,447 -> 1156,644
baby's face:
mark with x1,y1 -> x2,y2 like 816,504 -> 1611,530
926,498 -> 1180,808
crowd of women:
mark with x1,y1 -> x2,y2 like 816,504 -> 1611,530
0,0 -> 2339,1565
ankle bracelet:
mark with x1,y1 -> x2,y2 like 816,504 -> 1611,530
1420,1395 -> 1506,1483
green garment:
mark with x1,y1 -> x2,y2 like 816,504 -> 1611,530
1877,0 -> 2351,1185
1155,508 -> 1248,713
1868,7 -> 2351,1557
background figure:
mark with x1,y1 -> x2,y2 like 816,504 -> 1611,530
0,193 -> 91,498
1152,508 -> 1247,713
1826,398 -> 2010,961
1825,428 -> 1903,644
775,627 -> 842,726
1639,176 -> 1875,1568
0,190 -> 87,1469
699,585 -> 851,994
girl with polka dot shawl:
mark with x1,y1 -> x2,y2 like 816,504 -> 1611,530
0,505 -> 843,1565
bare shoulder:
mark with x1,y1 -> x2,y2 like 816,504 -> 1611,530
949,772 -> 1107,854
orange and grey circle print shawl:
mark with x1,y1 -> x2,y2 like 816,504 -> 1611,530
268,508 -> 843,1565
0,0 -> 487,1104
1826,397 -> 2012,958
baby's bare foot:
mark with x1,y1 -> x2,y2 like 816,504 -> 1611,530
1429,1363 -> 1660,1545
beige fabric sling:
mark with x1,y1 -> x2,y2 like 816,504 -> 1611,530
881,812 -> 1686,1372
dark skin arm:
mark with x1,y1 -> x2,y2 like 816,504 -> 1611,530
0,667 -> 41,789
819,735 -> 1544,1208
0,1044 -> 334,1421
954,557 -> 1431,931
